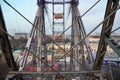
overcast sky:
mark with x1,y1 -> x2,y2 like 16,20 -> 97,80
0,0 -> 120,35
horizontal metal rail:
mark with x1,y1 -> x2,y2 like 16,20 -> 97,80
9,70 -> 100,75
45,1 -> 71,4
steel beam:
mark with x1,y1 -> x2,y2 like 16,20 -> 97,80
71,0 -> 93,71
19,0 -> 45,71
0,5 -> 17,70
105,37 -> 120,57
45,1 -> 71,4
93,0 -> 119,70
9,70 -> 100,75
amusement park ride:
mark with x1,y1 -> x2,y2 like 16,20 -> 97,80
0,0 -> 120,80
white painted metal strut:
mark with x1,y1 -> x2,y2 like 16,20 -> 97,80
19,18 -> 39,71
19,1 -> 45,71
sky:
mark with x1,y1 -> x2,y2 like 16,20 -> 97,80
0,0 -> 120,35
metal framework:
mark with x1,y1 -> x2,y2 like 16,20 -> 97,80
0,0 -> 120,80
19,0 -> 45,72
0,5 -> 17,70
93,0 -> 119,70
71,0 -> 94,70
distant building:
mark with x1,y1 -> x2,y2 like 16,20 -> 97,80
89,35 -> 99,52
14,33 -> 28,39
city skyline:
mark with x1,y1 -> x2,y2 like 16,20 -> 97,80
0,0 -> 120,35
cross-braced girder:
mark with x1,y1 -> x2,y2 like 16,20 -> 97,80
93,0 -> 119,70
